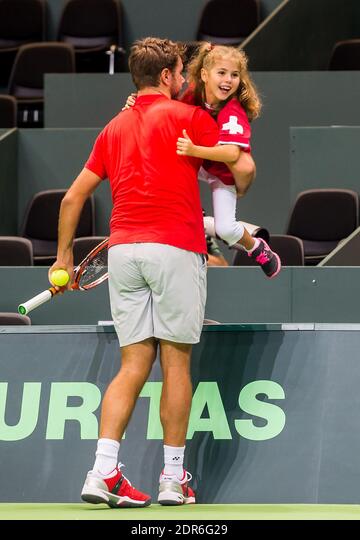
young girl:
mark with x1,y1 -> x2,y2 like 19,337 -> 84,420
124,44 -> 280,277
177,43 -> 280,278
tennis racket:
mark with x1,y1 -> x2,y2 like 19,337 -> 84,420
18,237 -> 109,315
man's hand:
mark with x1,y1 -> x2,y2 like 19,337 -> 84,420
207,253 -> 229,267
177,129 -> 198,157
48,259 -> 74,293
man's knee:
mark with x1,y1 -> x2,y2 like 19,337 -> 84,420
159,340 -> 192,370
120,338 -> 158,372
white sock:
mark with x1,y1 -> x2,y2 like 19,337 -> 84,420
163,445 -> 185,480
93,438 -> 120,476
245,237 -> 260,253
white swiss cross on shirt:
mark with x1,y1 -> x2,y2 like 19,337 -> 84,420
221,116 -> 244,135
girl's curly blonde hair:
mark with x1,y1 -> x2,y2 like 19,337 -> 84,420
186,44 -> 261,121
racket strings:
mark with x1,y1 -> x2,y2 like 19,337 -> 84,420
78,248 -> 108,288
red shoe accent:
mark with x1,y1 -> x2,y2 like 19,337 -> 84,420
179,470 -> 195,504
104,468 -> 150,504
81,465 -> 151,508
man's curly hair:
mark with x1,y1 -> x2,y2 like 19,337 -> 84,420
129,37 -> 186,89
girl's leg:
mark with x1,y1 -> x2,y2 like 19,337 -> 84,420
210,180 -> 255,250
206,179 -> 281,278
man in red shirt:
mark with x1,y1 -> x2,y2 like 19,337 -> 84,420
49,37 -> 219,508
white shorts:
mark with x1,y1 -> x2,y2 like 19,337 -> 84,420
108,243 -> 207,347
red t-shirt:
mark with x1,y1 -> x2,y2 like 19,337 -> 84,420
180,91 -> 251,186
204,98 -> 251,186
85,94 -> 219,253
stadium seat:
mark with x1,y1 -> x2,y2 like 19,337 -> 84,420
0,0 -> 46,87
0,312 -> 31,325
73,236 -> 107,266
268,234 -> 304,266
329,39 -> 360,70
58,0 -> 126,73
0,236 -> 33,265
0,95 -> 17,128
181,41 -> 202,69
196,0 -> 260,45
8,42 -> 75,127
286,189 -> 359,265
20,189 -> 95,265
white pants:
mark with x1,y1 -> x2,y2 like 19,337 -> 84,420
199,167 -> 245,246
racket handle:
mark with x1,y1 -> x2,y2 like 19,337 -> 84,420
18,287 -> 57,315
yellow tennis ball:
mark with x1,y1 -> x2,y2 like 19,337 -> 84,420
51,269 -> 70,287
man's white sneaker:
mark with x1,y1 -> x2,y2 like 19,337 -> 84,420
158,470 -> 195,505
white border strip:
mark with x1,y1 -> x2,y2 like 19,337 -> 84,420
2,323 -> 360,334
281,323 -> 315,331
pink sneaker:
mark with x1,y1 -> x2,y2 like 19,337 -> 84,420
249,239 -> 281,278
81,464 -> 151,508
158,470 -> 195,505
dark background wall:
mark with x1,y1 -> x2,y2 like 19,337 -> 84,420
16,128 -> 109,235
45,0 -> 282,44
243,0 -> 360,70
0,129 -> 17,235
0,72 -> 358,262
8,0 -> 356,73
44,72 -> 360,234
290,127 -> 360,202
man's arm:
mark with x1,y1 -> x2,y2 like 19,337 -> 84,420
48,168 -> 103,288
206,234 -> 229,267
177,127 -> 255,197
177,129 -> 240,163
227,151 -> 256,198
